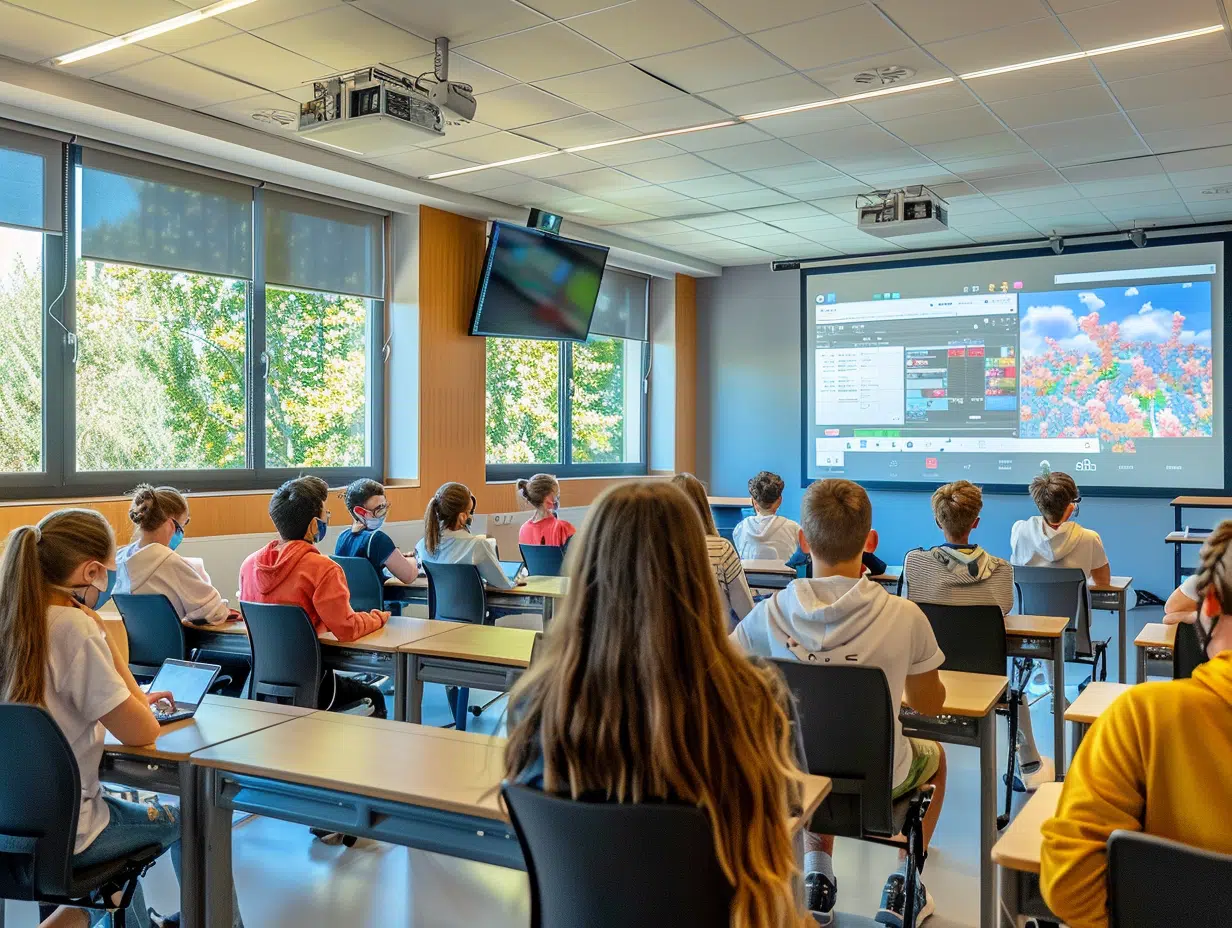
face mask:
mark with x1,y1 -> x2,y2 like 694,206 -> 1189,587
75,566 -> 117,611
169,526 -> 185,551
313,517 -> 329,544
357,510 -> 386,532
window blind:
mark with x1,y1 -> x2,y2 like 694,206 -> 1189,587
263,190 -> 385,299
590,267 -> 649,340
0,127 -> 64,233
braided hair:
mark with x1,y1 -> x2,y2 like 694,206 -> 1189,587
1190,519 -> 1232,652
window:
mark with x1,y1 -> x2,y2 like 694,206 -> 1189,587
486,267 -> 648,479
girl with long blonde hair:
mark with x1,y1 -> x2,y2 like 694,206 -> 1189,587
671,472 -> 756,625
504,480 -> 811,928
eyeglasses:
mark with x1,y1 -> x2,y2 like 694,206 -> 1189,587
172,517 -> 189,533
361,504 -> 390,518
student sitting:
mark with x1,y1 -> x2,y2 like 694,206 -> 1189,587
516,473 -> 576,547
415,482 -> 521,590
239,475 -> 390,717
1040,520 -> 1232,928
115,484 -> 234,625
1,509 -> 242,928
504,480 -> 812,928
1164,573 -> 1201,623
1010,471 -> 1111,585
732,478 -> 948,927
672,473 -> 756,624
335,478 -> 419,584
733,470 -> 801,562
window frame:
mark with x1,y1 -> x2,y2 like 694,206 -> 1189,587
0,142 -> 386,499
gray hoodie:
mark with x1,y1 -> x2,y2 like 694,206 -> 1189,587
903,544 -> 1015,614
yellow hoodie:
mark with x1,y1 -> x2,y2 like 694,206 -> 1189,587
1040,651 -> 1232,927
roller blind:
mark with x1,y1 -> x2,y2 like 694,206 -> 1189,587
590,267 -> 648,340
263,190 -> 385,299
79,149 -> 253,279
0,127 -> 64,233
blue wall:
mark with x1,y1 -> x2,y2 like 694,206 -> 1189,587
696,264 -> 1187,598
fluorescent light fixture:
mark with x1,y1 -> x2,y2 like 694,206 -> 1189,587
54,0 -> 260,65
427,150 -> 561,180
300,137 -> 364,156
959,24 -> 1225,79
739,78 -> 955,122
566,120 -> 739,153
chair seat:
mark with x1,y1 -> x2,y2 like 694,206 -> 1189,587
67,843 -> 163,897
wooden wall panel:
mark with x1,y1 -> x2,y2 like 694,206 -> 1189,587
674,273 -> 698,475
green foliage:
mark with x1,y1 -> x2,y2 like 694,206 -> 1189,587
571,336 -> 625,464
0,244 -> 43,471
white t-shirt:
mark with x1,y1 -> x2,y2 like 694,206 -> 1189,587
1180,573 -> 1201,601
44,602 -> 132,853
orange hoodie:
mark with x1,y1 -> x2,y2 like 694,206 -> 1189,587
238,540 -> 387,643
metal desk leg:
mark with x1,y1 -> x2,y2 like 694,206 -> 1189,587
542,597 -> 553,626
1136,645 -> 1147,684
1052,639 -> 1066,777
1117,593 -> 1127,684
203,769 -> 235,928
393,653 -> 408,723
406,654 -> 425,724
1070,721 -> 1088,763
180,763 -> 203,928
979,714 -> 997,928
999,865 -> 1020,928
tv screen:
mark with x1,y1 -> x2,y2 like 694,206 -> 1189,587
470,222 -> 610,341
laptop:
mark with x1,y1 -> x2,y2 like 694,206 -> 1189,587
148,659 -> 221,724
500,560 -> 525,583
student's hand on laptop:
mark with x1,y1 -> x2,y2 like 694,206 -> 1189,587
226,608 -> 242,622
515,577 -> 528,587
146,690 -> 174,707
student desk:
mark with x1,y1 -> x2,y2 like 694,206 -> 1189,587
1134,621 -> 1176,683
192,712 -> 831,928
991,782 -> 1063,927
1065,682 -> 1131,755
384,575 -> 570,624
401,624 -> 538,723
743,558 -> 796,589
100,696 -> 308,928
708,496 -> 751,540
1088,575 -> 1133,683
868,565 -> 902,591
900,669 -> 1007,928
1004,613 -> 1070,776
1169,496 -> 1232,587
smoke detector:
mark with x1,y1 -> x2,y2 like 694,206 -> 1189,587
252,109 -> 296,127
850,65 -> 916,87
1201,184 -> 1232,196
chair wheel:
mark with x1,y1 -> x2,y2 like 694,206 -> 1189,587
997,814 -> 1009,830
470,705 -> 483,716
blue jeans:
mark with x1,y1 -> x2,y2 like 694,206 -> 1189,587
74,796 -> 179,928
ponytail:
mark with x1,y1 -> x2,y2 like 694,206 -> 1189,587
517,473 -> 560,511
423,482 -> 474,556
423,497 -> 442,556
0,527 -> 49,706
1192,519 -> 1232,652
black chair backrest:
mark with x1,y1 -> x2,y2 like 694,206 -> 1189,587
1173,620 -> 1205,679
112,592 -> 187,677
330,555 -> 385,612
1013,565 -> 1093,654
1108,830 -> 1232,927
771,660 -> 898,837
503,784 -> 732,928
422,561 -> 487,624
916,602 -> 1008,676
0,705 -> 81,900
240,601 -> 322,708
519,543 -> 566,577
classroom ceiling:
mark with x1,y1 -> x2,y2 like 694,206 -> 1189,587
6,0 -> 1232,266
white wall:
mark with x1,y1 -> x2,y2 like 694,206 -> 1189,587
648,276 -> 678,473
387,209 -> 420,480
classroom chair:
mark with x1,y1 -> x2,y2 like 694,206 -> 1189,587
330,555 -> 386,613
421,561 -> 494,730
0,705 -> 162,928
112,593 -> 234,694
1014,566 -> 1109,687
772,661 -> 933,928
1173,620 -> 1204,679
916,602 -> 1019,827
1108,830 -> 1232,927
519,543 -> 566,577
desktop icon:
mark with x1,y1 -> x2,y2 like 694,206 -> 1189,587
1013,281 -> 1023,290
963,286 -> 970,293
826,292 -> 837,303
987,284 -> 996,293
1000,282 -> 1009,293
859,439 -> 867,449
925,457 -> 938,470
892,292 -> 900,299
873,293 -> 882,300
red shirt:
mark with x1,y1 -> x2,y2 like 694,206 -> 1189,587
518,515 -> 576,548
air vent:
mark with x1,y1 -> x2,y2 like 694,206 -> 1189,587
252,109 -> 296,126
1201,184 -> 1232,196
851,65 -> 916,87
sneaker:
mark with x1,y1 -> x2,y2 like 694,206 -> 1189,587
1022,756 -> 1056,792
875,871 -> 935,927
149,910 -> 180,928
804,870 -> 837,926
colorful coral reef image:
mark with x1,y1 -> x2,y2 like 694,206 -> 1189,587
1018,282 -> 1213,449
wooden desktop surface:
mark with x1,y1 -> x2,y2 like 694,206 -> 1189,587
402,624 -> 538,667
1171,496 -> 1232,508
1004,614 -> 1070,638
319,615 -> 462,651
1165,531 -> 1211,544
707,496 -> 750,507
869,566 -> 902,582
743,559 -> 796,575
1064,682 -> 1132,726
385,575 -> 570,599
103,695 -> 304,761
929,670 -> 1007,718
1135,622 -> 1177,649
1089,576 -> 1132,593
991,782 -> 1063,873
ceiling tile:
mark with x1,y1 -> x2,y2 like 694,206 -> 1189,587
971,171 -> 1069,195
507,152 -> 602,178
460,23 -> 619,82
1008,199 -> 1105,221
415,119 -> 501,148
606,219 -> 694,237
664,174 -> 761,197
432,131 -> 556,162
12,0 -> 182,34
474,84 -> 585,130
521,0 -> 624,17
254,6 -> 433,71
854,167 -> 960,188
392,53 -> 519,95
141,18 -> 239,55
749,106 -> 871,139
1168,167 -> 1232,190
369,148 -> 479,177
876,0 -> 1051,45
53,43 -> 161,80
535,64 -> 683,111
582,139 -> 685,165
1144,122 -> 1232,154
1058,0 -> 1221,50
551,168 -> 648,195
522,113 -> 634,147
699,139 -> 814,172
433,166 -> 531,192
989,84 -> 1119,129
1108,60 -> 1232,110
601,96 -> 731,133
1159,144 -> 1232,173
697,0 -> 860,34
352,0 -> 547,44
681,212 -> 766,230
1087,187 -> 1183,211
670,123 -> 771,151
1091,30 -> 1230,83
703,189 -> 795,210
776,176 -> 871,198
701,74 -> 830,116
965,60 -> 1103,104
916,132 -> 1029,163
601,185 -> 703,207
940,151 -> 1052,180
741,160 -> 845,186
210,0 -> 343,31
635,38 -> 790,93
991,184 -> 1082,208
178,34 -> 329,90
645,229 -> 723,246
1016,112 -> 1145,157
752,6 -> 910,71
790,123 -> 912,160
99,55 -> 260,108
1130,95 -> 1232,135
806,47 -> 954,96
1060,156 -> 1164,184
741,202 -> 824,222
478,178 -> 581,206
853,83 -> 981,123
0,5 -> 105,62
770,213 -> 853,232
926,18 -> 1076,74
621,154 -> 729,183
198,91 -> 300,132
881,106 -> 1005,145
568,0 -> 734,58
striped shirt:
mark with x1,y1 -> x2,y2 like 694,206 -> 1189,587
706,535 -> 756,623
903,546 -> 1015,614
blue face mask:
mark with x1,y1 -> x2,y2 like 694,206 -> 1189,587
314,517 -> 329,544
361,515 -> 385,532
169,526 -> 185,551
75,567 -> 117,611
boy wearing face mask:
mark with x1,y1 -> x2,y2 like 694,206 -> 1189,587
114,484 -> 234,626
239,476 -> 390,714
335,478 -> 419,584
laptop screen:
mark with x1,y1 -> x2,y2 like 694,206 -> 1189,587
149,660 -> 218,708
500,560 -> 523,582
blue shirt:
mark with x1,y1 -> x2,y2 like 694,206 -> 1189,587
334,528 -> 397,576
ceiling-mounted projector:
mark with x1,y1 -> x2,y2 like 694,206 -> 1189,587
298,64 -> 445,154
856,186 -> 949,238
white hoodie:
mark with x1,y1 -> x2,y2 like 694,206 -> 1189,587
733,513 -> 800,562
731,576 -> 944,787
1009,516 -> 1108,577
114,541 -> 232,625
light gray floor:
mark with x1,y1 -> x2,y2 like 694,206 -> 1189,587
4,603 -> 1161,927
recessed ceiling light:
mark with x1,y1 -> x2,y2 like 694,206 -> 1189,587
54,0 -> 261,66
